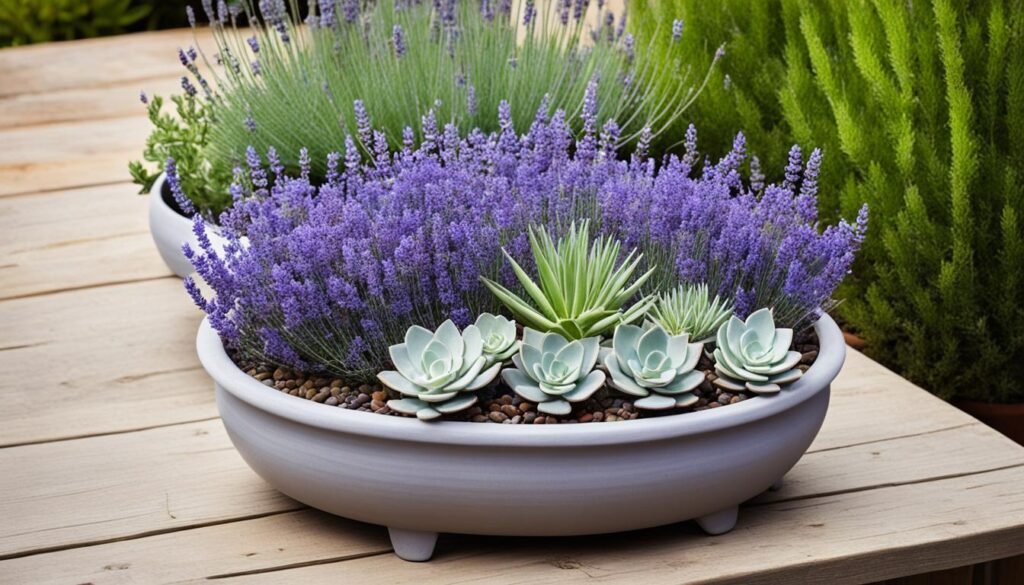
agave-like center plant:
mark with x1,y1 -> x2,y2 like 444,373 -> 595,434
481,221 -> 656,340
648,283 -> 732,342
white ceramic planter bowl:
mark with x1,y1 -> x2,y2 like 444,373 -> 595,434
148,173 -> 231,278
198,313 -> 845,562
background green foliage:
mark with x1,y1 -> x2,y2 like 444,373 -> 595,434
632,0 -> 1024,403
0,0 -> 203,47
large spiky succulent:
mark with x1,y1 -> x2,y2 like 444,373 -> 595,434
482,221 -> 656,340
712,308 -> 802,395
648,283 -> 732,342
501,328 -> 605,415
378,319 -> 502,420
602,323 -> 704,410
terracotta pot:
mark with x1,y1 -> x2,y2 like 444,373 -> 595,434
953,400 -> 1024,446
198,313 -> 846,562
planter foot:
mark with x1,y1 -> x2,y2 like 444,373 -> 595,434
770,477 -> 784,492
696,506 -> 738,535
388,527 -> 438,562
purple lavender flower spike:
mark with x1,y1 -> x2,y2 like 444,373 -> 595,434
672,18 -> 683,42
523,0 -> 535,25
319,0 -> 336,27
342,0 -> 358,22
181,76 -> 198,97
623,33 -> 635,64
186,5 -> 196,27
187,46 -> 198,62
187,98 -> 866,380
165,158 -> 196,215
139,90 -> 148,104
783,144 -> 803,191
247,36 -> 260,54
392,24 -> 407,57
251,60 -> 261,76
466,84 -> 477,116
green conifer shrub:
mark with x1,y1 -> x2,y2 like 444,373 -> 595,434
633,0 -> 1024,402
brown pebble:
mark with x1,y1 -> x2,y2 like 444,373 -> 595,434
489,403 -> 502,413
262,379 -> 275,387
312,391 -> 330,403
370,399 -> 385,410
472,415 -> 488,423
523,412 -> 536,423
606,414 -> 620,422
534,416 -> 547,424
372,390 -> 387,402
501,404 -> 518,417
374,406 -> 391,415
273,368 -> 287,381
301,379 -> 314,389
708,401 -> 722,408
254,372 -> 270,381
518,402 -> 533,413
353,393 -> 371,407
326,396 -> 339,406
358,384 -> 372,394
304,389 -> 317,399
592,411 -> 604,421
729,396 -> 743,404
466,406 -> 482,417
801,350 -> 818,363
511,415 -> 522,424
330,387 -> 342,398
489,411 -> 508,423
579,413 -> 594,423
500,395 -> 513,405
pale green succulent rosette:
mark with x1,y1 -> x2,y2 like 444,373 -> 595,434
501,328 -> 606,416
475,313 -> 521,366
378,320 -> 502,421
711,308 -> 803,395
602,323 -> 705,410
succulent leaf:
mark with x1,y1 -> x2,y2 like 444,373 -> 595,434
602,322 -> 705,410
648,284 -> 733,342
378,319 -> 501,421
711,308 -> 804,393
501,328 -> 604,412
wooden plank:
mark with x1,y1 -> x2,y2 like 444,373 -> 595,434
0,510 -> 389,585
198,466 -> 1024,585
0,279 -> 211,447
0,28 -> 212,98
0,183 -> 171,300
807,350 -> 974,452
0,404 -> 1019,564
0,419 -> 299,559
0,77 -> 179,130
0,116 -> 148,196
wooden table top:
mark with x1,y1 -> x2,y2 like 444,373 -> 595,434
1,29 -> 1023,585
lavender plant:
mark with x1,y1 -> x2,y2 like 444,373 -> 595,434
185,97 -> 865,382
140,0 -> 716,215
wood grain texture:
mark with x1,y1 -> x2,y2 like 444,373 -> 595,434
0,419 -> 299,559
0,28 -> 211,98
0,77 -> 180,129
173,467 -> 1024,585
0,183 -> 171,300
0,279 -> 212,447
0,404 -> 1019,569
0,510 -> 389,585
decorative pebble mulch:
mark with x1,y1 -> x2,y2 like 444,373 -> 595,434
239,338 -> 819,424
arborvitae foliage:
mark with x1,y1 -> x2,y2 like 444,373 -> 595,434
633,0 -> 1024,402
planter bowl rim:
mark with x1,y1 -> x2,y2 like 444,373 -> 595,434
197,312 -> 844,447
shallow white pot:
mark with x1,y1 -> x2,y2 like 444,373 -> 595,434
148,173 -> 229,278
198,314 -> 845,562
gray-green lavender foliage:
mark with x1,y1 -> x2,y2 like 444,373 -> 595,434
135,0 -> 715,215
